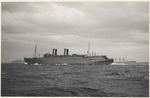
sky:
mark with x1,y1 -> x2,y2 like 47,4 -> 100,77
1,2 -> 149,62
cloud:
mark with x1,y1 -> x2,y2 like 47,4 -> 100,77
1,2 -> 149,62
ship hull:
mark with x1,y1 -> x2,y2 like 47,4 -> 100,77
24,57 -> 113,65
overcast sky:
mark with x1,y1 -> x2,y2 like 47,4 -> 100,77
2,2 -> 149,62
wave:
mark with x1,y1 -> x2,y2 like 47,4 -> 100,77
22,87 -> 108,96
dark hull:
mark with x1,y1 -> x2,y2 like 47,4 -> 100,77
24,57 -> 113,65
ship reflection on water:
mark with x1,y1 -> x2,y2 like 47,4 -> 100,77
1,63 -> 149,97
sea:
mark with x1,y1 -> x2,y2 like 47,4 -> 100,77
1,62 -> 149,97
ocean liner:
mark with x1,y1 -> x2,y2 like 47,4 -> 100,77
24,42 -> 114,65
113,58 -> 136,64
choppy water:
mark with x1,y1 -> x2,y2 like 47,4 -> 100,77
1,63 -> 149,96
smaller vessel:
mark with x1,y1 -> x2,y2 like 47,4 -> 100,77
11,60 -> 25,64
112,58 -> 136,65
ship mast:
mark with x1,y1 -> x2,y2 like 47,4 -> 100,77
34,43 -> 37,57
87,40 -> 90,56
